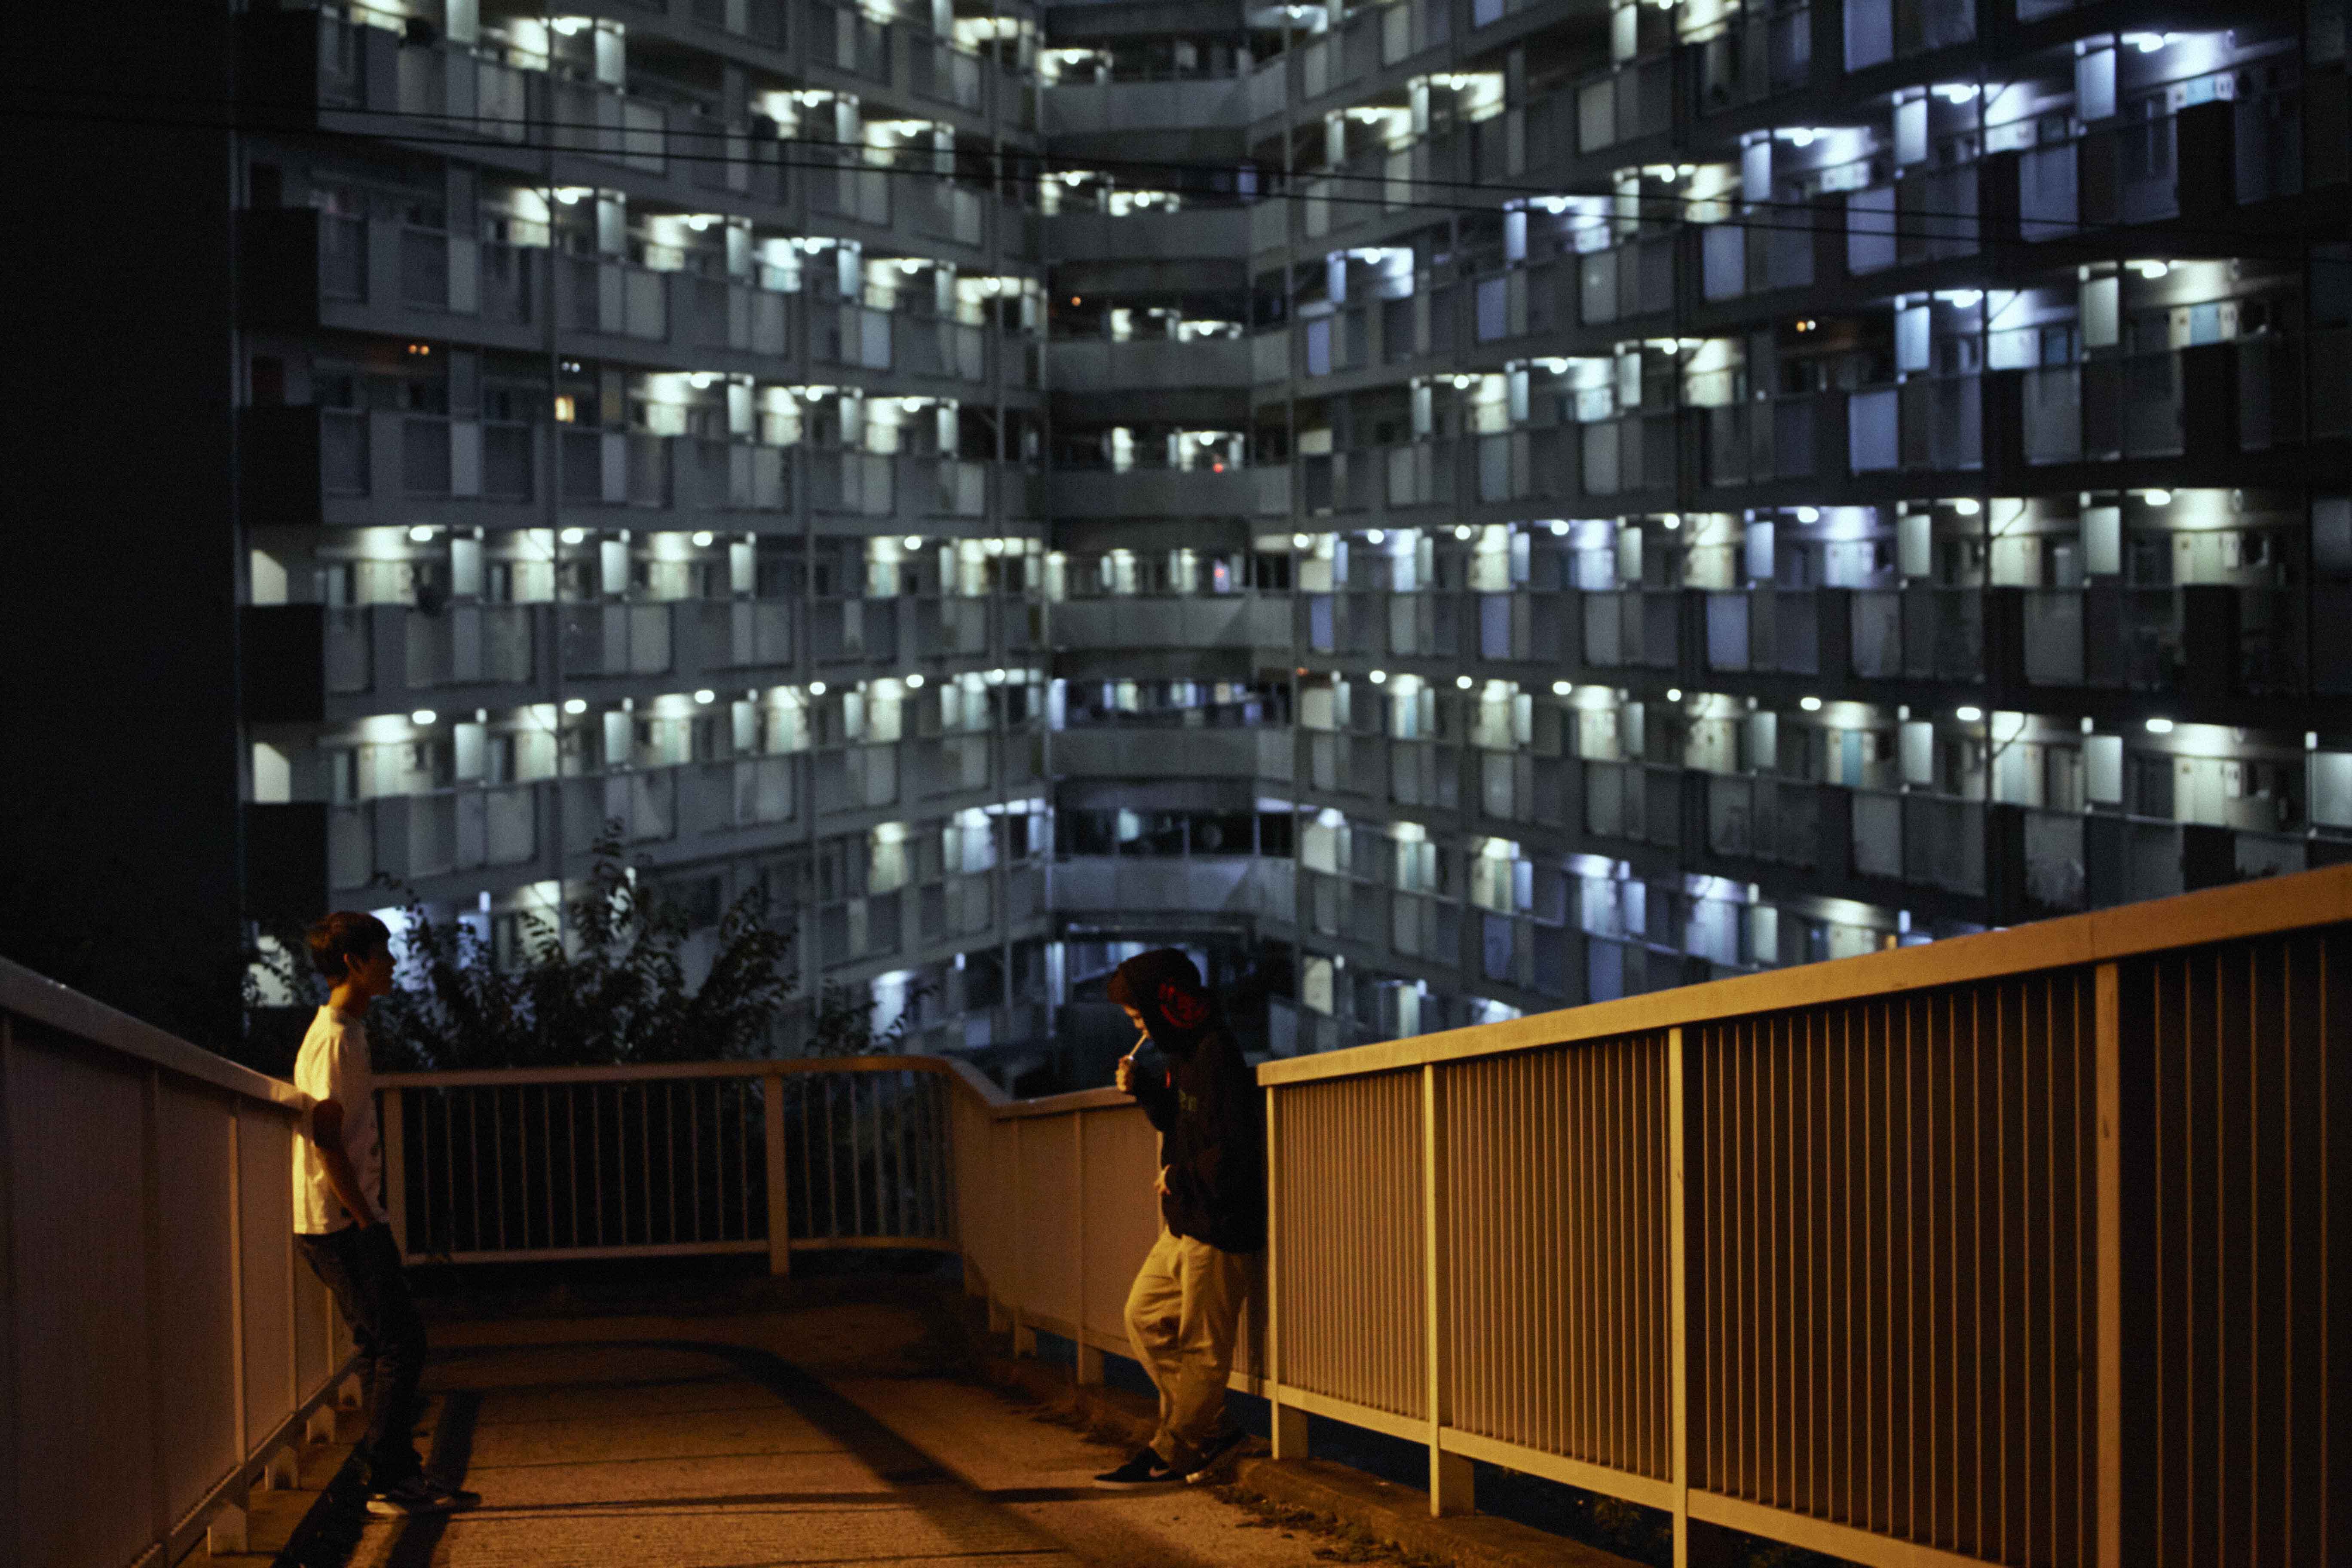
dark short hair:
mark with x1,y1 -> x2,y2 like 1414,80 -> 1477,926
306,910 -> 391,980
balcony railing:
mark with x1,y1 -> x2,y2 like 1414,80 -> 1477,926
404,603 -> 535,687
1692,3 -> 1813,115
1849,586 -> 1983,681
560,602 -> 674,677
329,782 -> 542,890
18,867 -> 2352,1564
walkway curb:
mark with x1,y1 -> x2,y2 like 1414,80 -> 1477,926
977,1354 -> 1643,1568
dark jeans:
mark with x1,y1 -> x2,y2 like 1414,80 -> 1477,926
298,1224 -> 427,1488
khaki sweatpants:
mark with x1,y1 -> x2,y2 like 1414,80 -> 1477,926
1122,1228 -> 1254,1468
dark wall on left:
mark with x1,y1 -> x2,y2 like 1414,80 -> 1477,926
1,5 -> 249,1046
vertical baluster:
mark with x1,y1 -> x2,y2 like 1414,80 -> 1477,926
831,1074 -> 845,1240
929,1074 -> 946,1239
591,1081 -> 606,1247
639,1081 -> 654,1248
764,1070 -> 791,1275
562,1084 -> 579,1249
730,1077 -> 744,1242
417,1089 -> 435,1255
724,1078 -> 738,1241
494,1085 -> 512,1253
688,1078 -> 703,1243
466,1089 -> 484,1254
877,1073 -> 892,1239
542,1082 -> 556,1250
799,1071 -> 816,1240
854,1073 -> 870,1239
893,1070 -> 913,1237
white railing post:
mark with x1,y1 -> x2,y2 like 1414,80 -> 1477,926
227,1106 -> 250,1501
1010,1116 -> 1035,1356
1422,1063 -> 1471,1516
763,1068 -> 791,1276
0,1016 -> 18,1545
1667,1026 -> 1690,1568
1073,1109 -> 1102,1384
2095,962 -> 2121,1568
142,1066 -> 171,1543
1267,1083 -> 1308,1459
380,1086 -> 407,1252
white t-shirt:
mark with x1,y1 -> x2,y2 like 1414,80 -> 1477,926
292,1005 -> 383,1234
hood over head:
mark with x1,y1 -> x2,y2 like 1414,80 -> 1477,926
1106,947 -> 1219,1049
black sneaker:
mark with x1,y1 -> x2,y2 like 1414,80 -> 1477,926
366,1474 -> 482,1516
1092,1449 -> 1179,1489
1183,1428 -> 1250,1484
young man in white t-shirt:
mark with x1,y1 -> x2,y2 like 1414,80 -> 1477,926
294,912 -> 475,1517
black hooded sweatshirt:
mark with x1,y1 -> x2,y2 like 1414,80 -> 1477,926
1109,949 -> 1266,1254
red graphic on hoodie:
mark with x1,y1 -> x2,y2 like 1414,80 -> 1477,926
1158,981 -> 1210,1030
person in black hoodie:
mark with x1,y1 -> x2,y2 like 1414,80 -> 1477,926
1091,948 -> 1266,1489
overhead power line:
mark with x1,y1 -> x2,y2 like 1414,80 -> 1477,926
1,83 -> 2333,266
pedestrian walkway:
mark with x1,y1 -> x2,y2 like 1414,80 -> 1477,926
196,1297 -> 1360,1568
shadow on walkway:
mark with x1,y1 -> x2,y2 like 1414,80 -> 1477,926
275,1335 -> 1077,1568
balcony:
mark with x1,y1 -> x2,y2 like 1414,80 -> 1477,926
1696,588 -> 1832,675
1850,788 -> 1984,894
1847,375 -> 1981,474
1577,588 -> 1677,672
1050,856 -> 1294,921
2019,584 -> 2306,696
1847,587 -> 1983,682
1698,217 -> 1816,303
1700,394 -> 1838,486
1040,206 -> 1249,263
1691,3 -> 1814,116
1841,167 -> 1979,276
812,304 -> 992,383
560,601 -> 676,679
1273,0 -> 1449,112
1045,336 -> 1253,393
246,204 -> 812,364
404,603 -> 536,689
561,759 -> 808,849
1047,465 -> 1287,518
1703,773 -> 1824,867
242,407 -> 543,528
1553,236 -> 1677,328
558,257 -> 793,360
1571,54 -> 1673,156
2021,336 -> 2349,467
1571,413 -> 1681,496
1051,726 -> 1294,782
278,10 -> 792,208
2020,357 -> 2181,465
554,430 -> 792,520
1042,75 -> 1252,136
1583,759 -> 1690,848
1050,594 -> 1288,653
2012,92 -> 2294,240
801,452 -> 995,523
243,603 -> 542,721
328,782 -> 545,890
242,209 -> 545,343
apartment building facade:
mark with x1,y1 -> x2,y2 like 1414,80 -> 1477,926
1048,0 -> 2349,1059
9,0 -> 2343,1070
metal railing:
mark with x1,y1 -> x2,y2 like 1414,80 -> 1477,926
1,959 -> 357,1566
14,866 -> 2348,1565
952,864 -> 2352,1568
375,1060 -> 955,1268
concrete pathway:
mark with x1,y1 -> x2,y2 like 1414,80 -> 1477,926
243,1305 -> 1346,1568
